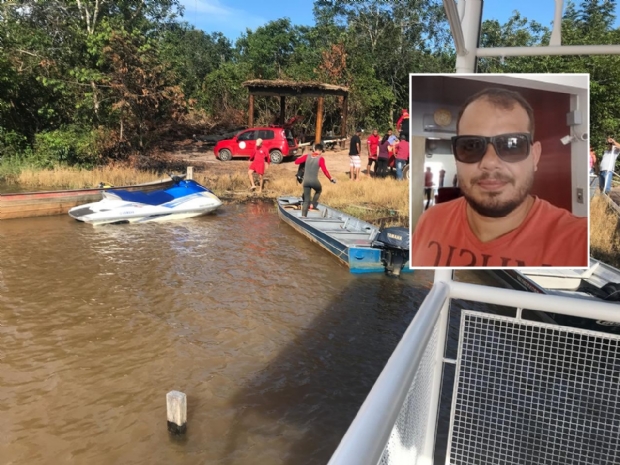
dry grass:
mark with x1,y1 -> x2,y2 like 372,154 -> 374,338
590,195 -> 620,268
12,166 -> 164,189
200,171 -> 410,227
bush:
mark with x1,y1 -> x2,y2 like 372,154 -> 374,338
32,126 -> 99,168
0,129 -> 29,158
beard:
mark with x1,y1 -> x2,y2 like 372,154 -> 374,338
459,170 -> 534,218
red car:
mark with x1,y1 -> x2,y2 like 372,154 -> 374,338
214,126 -> 300,164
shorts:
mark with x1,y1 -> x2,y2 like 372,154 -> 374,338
368,157 -> 377,167
349,155 -> 361,169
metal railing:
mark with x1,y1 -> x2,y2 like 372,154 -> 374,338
328,270 -> 620,465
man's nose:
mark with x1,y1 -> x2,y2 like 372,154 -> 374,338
479,142 -> 503,169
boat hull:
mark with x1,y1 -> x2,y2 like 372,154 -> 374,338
277,196 -> 412,274
0,179 -> 174,220
490,269 -> 620,333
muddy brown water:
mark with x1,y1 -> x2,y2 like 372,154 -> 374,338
0,201 -> 505,465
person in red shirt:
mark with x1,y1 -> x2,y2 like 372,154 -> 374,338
294,143 -> 337,217
395,134 -> 409,180
248,138 -> 270,193
396,109 -> 409,137
424,167 -> 434,209
366,129 -> 380,177
411,87 -> 588,267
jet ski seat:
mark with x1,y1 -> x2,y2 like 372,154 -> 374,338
104,189 -> 175,205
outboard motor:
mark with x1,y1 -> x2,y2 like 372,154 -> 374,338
372,226 -> 410,277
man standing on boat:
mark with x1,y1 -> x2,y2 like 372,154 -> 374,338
410,87 -> 588,267
599,138 -> 620,194
295,143 -> 336,217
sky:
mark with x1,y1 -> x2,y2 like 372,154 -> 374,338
177,0 -> 620,43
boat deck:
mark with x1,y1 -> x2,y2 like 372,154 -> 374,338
282,206 -> 376,247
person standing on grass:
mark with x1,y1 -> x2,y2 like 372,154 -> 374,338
248,138 -> 270,193
366,128 -> 380,177
295,143 -> 337,217
377,133 -> 391,178
395,134 -> 409,180
599,138 -> 620,194
349,128 -> 362,181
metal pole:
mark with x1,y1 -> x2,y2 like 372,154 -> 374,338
422,269 -> 454,459
476,44 -> 620,57
455,0 -> 483,73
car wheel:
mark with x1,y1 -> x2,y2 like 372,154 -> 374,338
403,164 -> 410,180
270,150 -> 283,164
219,149 -> 232,161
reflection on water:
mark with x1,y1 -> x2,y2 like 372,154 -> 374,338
0,202 -> 503,464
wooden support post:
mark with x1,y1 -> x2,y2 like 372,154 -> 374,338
186,166 -> 193,180
341,94 -> 348,149
248,94 -> 254,127
315,96 -> 324,146
167,390 -> 187,435
280,96 -> 286,126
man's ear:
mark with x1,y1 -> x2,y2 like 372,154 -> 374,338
532,141 -> 542,171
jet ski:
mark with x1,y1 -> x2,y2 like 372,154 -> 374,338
68,174 -> 222,225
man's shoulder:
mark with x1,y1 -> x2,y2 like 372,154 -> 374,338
417,198 -> 464,224
534,198 -> 587,230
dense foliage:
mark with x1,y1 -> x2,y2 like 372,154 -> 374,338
0,0 -> 618,167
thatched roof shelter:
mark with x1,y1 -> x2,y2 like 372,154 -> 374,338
242,79 -> 350,145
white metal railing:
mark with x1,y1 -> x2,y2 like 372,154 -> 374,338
327,270 -> 620,465
327,271 -> 452,465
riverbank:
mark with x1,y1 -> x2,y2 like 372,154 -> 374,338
1,141 -> 409,227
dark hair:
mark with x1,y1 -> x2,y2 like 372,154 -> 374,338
356,128 -> 362,133
400,133 -> 408,141
314,143 -> 324,151
456,87 -> 535,138
381,134 -> 390,145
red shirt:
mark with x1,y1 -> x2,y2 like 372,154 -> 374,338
396,140 -> 409,160
424,171 -> 433,187
410,196 -> 588,267
367,135 -> 380,159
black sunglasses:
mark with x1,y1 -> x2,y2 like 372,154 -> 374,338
451,133 -> 532,164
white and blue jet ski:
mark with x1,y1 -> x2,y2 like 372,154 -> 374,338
68,175 -> 222,225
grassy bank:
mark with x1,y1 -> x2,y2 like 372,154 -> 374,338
4,165 -> 409,227
590,195 -> 620,268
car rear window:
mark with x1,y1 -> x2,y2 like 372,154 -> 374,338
257,130 -> 274,140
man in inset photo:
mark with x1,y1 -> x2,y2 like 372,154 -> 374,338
410,87 -> 588,267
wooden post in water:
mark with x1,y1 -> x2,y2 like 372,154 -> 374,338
186,166 -> 194,180
167,390 -> 187,435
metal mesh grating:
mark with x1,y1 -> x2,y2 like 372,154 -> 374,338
448,311 -> 620,465
378,318 -> 440,465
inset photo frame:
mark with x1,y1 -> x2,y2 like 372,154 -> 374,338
408,73 -> 589,268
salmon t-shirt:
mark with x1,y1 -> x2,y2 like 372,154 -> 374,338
410,197 -> 588,267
